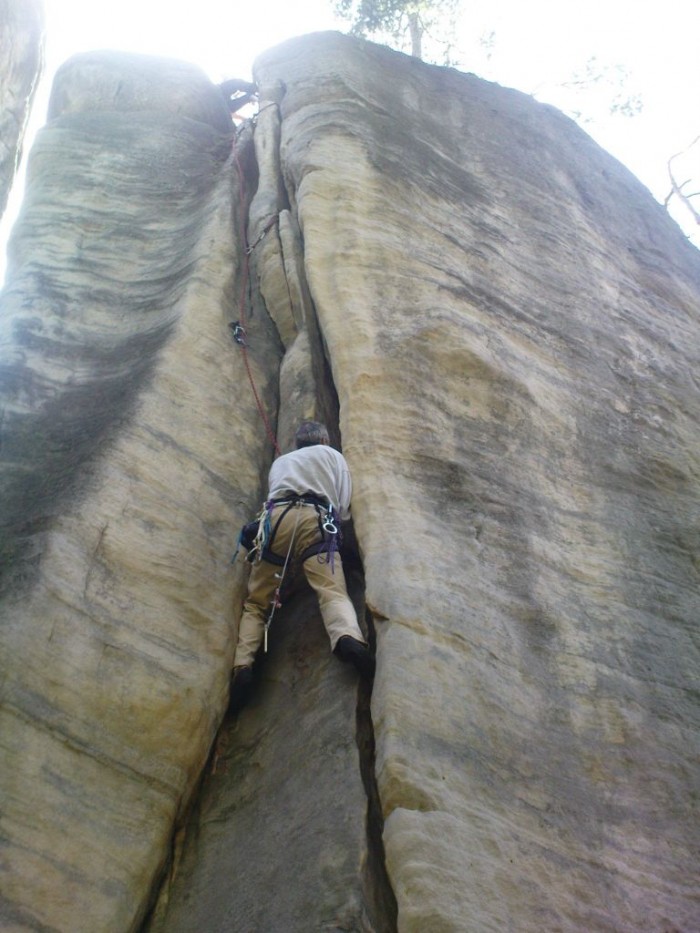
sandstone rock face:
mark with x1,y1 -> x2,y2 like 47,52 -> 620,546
0,52 -> 280,931
2,33 -> 699,933
0,0 -> 44,219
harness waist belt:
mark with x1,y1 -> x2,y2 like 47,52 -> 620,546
270,499 -> 318,508
270,492 -> 330,509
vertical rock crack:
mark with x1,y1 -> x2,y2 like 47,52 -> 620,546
357,608 -> 399,932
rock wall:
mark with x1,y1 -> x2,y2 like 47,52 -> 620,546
0,0 -> 44,219
0,52 -> 280,931
1,32 -> 699,933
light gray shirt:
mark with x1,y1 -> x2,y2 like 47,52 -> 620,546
267,445 -> 352,520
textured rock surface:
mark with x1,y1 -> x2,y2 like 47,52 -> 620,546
0,53 -> 280,931
2,31 -> 700,933
148,575 -> 380,932
0,0 -> 44,218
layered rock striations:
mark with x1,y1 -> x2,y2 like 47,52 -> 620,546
1,32 -> 699,933
0,52 -> 279,931
0,0 -> 44,219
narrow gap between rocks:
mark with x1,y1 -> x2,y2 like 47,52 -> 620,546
357,608 -> 399,932
319,406 -> 398,932
143,109 -> 398,931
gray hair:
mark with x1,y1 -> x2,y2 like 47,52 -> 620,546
295,420 -> 330,449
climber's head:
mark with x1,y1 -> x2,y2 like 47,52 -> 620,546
295,421 -> 330,449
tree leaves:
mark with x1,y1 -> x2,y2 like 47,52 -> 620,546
334,0 -> 460,61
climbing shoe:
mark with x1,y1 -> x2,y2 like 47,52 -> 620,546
228,666 -> 254,714
334,636 -> 375,678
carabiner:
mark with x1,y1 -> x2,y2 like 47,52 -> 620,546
229,321 -> 248,346
323,517 -> 338,535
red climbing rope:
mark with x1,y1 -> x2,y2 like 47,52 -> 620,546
231,132 -> 281,457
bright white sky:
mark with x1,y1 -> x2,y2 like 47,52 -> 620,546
1,0 -> 698,280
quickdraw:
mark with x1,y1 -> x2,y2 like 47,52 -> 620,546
229,321 -> 248,346
245,215 -> 278,255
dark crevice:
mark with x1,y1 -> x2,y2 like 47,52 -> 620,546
342,534 -> 398,932
138,731 -> 222,933
357,608 -> 399,932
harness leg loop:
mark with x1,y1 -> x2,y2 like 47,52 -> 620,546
264,504 -> 303,651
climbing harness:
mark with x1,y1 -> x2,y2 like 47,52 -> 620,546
261,496 -> 342,650
232,493 -> 343,647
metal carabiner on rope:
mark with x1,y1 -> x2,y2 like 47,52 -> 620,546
229,321 -> 248,346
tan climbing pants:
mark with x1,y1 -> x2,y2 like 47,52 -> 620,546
233,502 -> 366,669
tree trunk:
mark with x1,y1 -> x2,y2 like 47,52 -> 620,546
408,12 -> 422,59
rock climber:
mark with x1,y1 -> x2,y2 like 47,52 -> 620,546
219,77 -> 257,115
229,420 -> 374,712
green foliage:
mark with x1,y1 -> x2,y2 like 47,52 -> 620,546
335,0 -> 411,36
335,0 -> 460,61
562,56 -> 643,122
333,3 -> 645,127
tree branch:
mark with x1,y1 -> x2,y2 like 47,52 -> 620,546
667,135 -> 700,226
